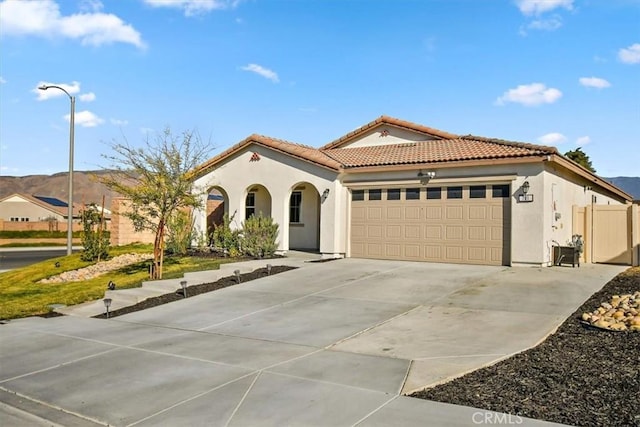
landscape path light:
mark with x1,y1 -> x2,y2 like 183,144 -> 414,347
180,280 -> 188,298
103,298 -> 112,318
234,269 -> 241,283
38,84 -> 75,256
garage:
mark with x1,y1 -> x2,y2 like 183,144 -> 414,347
350,184 -> 511,266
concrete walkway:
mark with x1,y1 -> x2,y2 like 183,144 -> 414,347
0,257 -> 624,426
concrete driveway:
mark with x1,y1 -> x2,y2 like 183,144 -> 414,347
0,258 -> 624,426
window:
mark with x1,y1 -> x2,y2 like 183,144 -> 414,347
492,184 -> 510,198
470,185 -> 486,199
245,192 -> 256,218
290,191 -> 302,223
405,188 -> 421,200
447,186 -> 463,199
352,190 -> 365,201
387,189 -> 401,200
426,187 -> 442,200
368,189 -> 382,200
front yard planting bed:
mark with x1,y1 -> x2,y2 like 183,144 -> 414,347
93,265 -> 296,319
411,267 -> 640,427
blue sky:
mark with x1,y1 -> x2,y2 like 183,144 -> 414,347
1,0 -> 639,177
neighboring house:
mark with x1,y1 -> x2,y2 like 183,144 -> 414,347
193,116 -> 633,267
0,194 -> 81,223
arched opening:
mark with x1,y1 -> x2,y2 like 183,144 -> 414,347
244,184 -> 272,219
206,186 -> 228,242
288,182 -> 321,251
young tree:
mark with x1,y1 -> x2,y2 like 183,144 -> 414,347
100,128 -> 212,279
564,147 -> 596,173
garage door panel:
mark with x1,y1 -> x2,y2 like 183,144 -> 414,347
350,185 -> 510,266
405,206 -> 421,220
386,225 -> 402,239
446,206 -> 463,220
404,225 -> 422,239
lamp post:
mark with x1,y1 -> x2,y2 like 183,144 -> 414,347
39,85 -> 75,256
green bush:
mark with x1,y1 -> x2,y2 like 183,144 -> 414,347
211,213 -> 241,257
166,209 -> 195,255
80,204 -> 110,261
241,213 -> 279,258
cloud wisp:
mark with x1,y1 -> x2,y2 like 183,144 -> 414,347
241,64 -> 279,83
575,136 -> 591,146
515,0 -> 574,16
143,0 -> 241,17
618,43 -> 640,64
579,77 -> 611,89
65,110 -> 104,127
538,132 -> 567,145
495,83 -> 562,107
0,0 -> 145,49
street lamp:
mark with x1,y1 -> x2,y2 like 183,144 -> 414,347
39,85 -> 75,256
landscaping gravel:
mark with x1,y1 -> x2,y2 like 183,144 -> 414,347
411,267 -> 640,427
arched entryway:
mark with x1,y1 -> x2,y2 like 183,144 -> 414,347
206,186 -> 228,243
244,184 -> 272,220
288,182 -> 320,251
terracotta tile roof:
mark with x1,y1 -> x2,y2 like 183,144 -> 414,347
322,136 -> 558,168
195,134 -> 341,177
321,115 -> 459,150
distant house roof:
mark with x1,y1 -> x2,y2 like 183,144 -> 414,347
0,193 -> 82,218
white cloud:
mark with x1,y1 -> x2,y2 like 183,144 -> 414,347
65,110 -> 104,127
0,76 -> 6,84
241,63 -> 279,83
110,118 -> 128,126
579,77 -> 611,89
526,16 -> 563,31
576,136 -> 591,146
538,132 -> 567,145
79,92 -> 96,101
33,81 -> 81,100
143,0 -> 240,16
0,0 -> 145,49
495,83 -> 562,107
515,0 -> 573,15
618,43 -> 640,64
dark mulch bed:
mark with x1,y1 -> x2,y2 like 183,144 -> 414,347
411,267 -> 640,427
92,265 -> 296,319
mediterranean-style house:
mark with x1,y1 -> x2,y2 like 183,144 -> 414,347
193,116 -> 635,267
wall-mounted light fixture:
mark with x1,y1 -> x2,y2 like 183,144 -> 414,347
418,170 -> 436,186
322,188 -> 330,198
518,181 -> 534,203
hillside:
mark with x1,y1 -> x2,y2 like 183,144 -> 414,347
605,177 -> 640,200
0,170 -> 120,208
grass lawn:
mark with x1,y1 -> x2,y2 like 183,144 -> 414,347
0,244 -> 230,320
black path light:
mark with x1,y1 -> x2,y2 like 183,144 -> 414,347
103,298 -> 112,318
266,264 -> 272,275
107,280 -> 116,290
234,269 -> 241,283
180,280 -> 188,298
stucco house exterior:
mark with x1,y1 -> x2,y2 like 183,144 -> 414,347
193,116 -> 632,267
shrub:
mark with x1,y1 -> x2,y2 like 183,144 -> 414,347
241,213 -> 279,258
166,209 -> 195,256
80,204 -> 110,261
211,213 -> 241,256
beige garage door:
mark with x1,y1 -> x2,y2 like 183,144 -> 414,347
350,184 -> 511,266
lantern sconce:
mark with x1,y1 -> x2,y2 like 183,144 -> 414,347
518,181 -> 534,203
418,170 -> 436,186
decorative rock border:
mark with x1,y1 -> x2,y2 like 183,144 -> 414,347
40,253 -> 153,284
581,291 -> 640,332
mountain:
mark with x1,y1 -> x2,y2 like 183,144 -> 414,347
0,170 -> 120,209
604,177 -> 640,200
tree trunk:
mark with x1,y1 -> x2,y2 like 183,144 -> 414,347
153,220 -> 165,280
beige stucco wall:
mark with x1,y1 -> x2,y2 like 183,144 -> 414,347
194,144 -> 340,256
340,125 -> 437,148
110,198 -> 156,246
